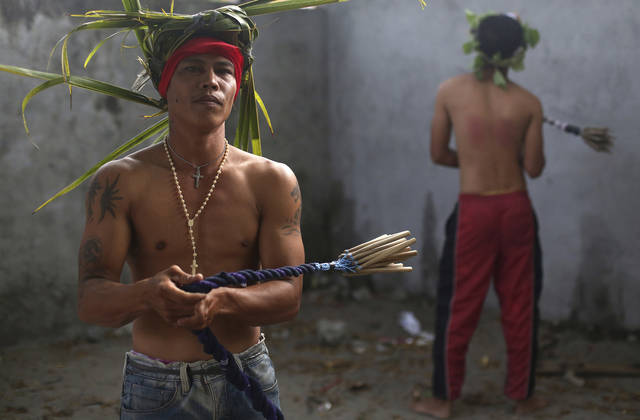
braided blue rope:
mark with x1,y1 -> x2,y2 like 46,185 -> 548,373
180,258 -> 356,420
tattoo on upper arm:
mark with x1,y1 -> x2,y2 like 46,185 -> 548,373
86,179 -> 102,222
290,184 -> 300,203
99,174 -> 124,222
281,184 -> 302,236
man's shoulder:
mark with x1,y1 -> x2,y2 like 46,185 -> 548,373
438,73 -> 471,91
436,74 -> 477,101
93,144 -> 163,189
507,81 -> 542,105
229,147 -> 297,193
232,147 -> 294,177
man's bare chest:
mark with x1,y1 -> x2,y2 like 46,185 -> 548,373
127,176 -> 260,272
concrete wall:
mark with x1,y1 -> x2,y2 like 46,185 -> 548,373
1,0 -> 638,345
0,1 -> 331,345
326,0 -> 640,328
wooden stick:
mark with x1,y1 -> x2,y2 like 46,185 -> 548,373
364,250 -> 418,266
344,266 -> 413,277
344,234 -> 389,254
357,247 -> 415,265
354,237 -> 411,261
350,230 -> 410,251
365,263 -> 407,270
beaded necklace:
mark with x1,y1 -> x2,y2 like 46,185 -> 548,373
164,138 -> 229,275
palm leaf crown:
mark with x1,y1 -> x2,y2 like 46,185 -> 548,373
102,6 -> 259,95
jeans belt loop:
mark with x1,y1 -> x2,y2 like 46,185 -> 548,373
233,354 -> 244,373
180,363 -> 191,394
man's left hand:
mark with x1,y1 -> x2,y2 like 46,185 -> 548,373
176,290 -> 219,329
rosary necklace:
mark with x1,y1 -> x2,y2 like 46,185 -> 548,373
166,139 -> 225,188
164,137 -> 229,275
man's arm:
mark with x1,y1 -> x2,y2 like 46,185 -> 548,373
522,96 -> 545,178
179,162 -> 305,329
430,82 -> 458,167
78,161 -> 204,328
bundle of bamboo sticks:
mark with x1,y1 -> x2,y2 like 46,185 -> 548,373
340,230 -> 417,276
543,116 -> 614,153
580,127 -> 614,152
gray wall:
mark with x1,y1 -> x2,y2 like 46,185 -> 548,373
0,1 -> 331,345
326,0 -> 640,328
1,0 -> 638,345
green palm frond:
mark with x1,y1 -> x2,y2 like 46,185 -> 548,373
0,64 -> 163,108
33,117 -> 169,213
21,78 -> 65,136
0,64 -> 163,135
240,0 -> 349,16
3,0 -> 352,211
84,29 -> 132,68
121,0 -> 147,48
255,91 -> 273,134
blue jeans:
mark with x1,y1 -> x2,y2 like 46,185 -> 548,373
120,335 -> 280,419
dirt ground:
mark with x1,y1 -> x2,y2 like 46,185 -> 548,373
1,289 -> 639,420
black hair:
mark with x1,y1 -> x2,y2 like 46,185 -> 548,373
476,14 -> 524,59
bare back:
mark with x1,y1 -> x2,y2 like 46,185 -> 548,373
431,73 -> 544,194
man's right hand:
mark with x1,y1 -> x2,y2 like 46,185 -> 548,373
145,265 -> 206,326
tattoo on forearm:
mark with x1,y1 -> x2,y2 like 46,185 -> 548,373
99,174 -> 123,222
281,185 -> 302,236
86,179 -> 102,222
78,237 -> 107,296
79,237 -> 103,277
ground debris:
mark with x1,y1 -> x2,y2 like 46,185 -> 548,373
10,379 -> 27,389
306,395 -> 333,413
316,318 -> 348,346
538,361 -> 640,377
348,380 -> 371,392
323,358 -> 353,371
4,405 -> 29,414
43,406 -> 74,418
462,391 -> 501,407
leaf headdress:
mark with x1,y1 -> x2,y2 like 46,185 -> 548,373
459,10 -> 613,151
462,9 -> 540,88
0,0 -> 350,211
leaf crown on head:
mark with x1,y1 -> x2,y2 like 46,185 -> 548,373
462,9 -> 540,88
74,5 -> 258,102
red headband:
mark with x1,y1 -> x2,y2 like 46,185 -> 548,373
157,37 -> 244,100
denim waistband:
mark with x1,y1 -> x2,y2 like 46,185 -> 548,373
125,333 -> 267,376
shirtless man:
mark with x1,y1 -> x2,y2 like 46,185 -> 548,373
77,37 -> 304,419
412,13 -> 546,418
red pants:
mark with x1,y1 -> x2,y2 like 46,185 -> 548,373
432,191 -> 542,401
